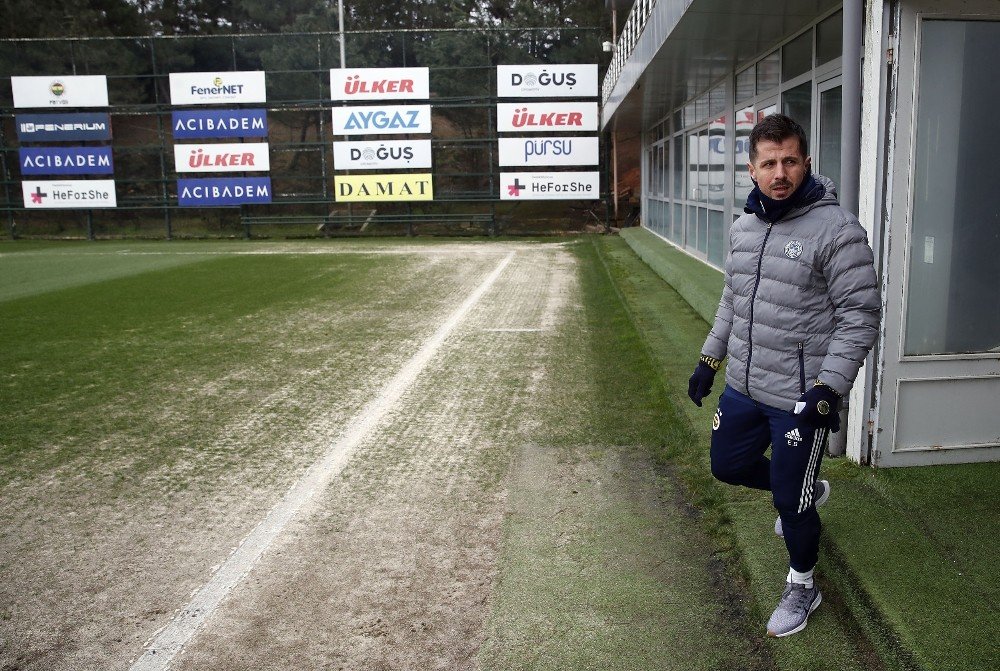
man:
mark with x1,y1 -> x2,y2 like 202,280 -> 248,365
687,114 -> 879,637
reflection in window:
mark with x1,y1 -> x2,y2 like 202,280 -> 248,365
736,66 -> 755,105
904,20 -> 1000,355
757,51 -> 780,93
818,86 -> 842,187
708,210 -> 725,267
734,106 -> 755,205
672,135 -> 684,198
708,117 -> 726,206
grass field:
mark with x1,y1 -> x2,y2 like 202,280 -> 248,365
0,238 -> 782,670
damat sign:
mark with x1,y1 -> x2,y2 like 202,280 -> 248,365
331,105 -> 432,136
172,109 -> 268,139
177,177 -> 272,206
19,147 -> 114,175
16,113 -> 111,142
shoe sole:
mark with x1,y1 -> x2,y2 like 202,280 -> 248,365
767,590 -> 822,637
775,480 -> 830,538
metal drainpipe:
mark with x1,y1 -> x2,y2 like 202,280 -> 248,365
829,0 -> 864,457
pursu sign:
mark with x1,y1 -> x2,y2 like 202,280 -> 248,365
498,137 -> 599,167
497,64 -> 598,98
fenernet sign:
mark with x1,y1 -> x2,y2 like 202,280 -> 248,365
497,64 -> 598,98
496,103 -> 598,132
332,140 -> 432,170
22,180 -> 117,208
334,173 -> 433,202
177,177 -> 272,207
169,71 -> 266,105
172,109 -> 268,139
174,143 -> 270,173
500,171 -> 600,201
498,137 -> 599,167
331,67 -> 429,101
11,75 -> 109,108
331,105 -> 432,136
20,147 -> 114,176
16,113 -> 111,142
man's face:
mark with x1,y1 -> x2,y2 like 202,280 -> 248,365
748,137 -> 811,200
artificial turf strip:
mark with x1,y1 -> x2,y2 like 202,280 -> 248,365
480,238 -> 775,671
616,228 -> 1000,671
595,235 -> 883,671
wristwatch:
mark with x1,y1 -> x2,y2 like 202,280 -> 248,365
817,400 -> 831,415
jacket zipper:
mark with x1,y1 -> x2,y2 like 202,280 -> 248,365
797,342 -> 806,395
745,221 -> 773,399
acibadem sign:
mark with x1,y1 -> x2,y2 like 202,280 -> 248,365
334,173 -> 433,202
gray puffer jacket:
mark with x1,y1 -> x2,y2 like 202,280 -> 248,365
702,174 -> 880,410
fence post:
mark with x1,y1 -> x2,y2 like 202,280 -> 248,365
86,210 -> 94,240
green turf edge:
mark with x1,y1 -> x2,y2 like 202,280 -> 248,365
614,229 -> 1000,671
594,234 -> 893,671
618,227 -> 723,325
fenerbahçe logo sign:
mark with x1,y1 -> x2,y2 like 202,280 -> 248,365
10,75 -> 109,108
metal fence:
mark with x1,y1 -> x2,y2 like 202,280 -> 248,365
0,28 -> 611,239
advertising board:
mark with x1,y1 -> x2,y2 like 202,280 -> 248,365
499,171 -> 600,201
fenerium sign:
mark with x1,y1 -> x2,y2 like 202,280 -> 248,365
172,109 -> 268,139
19,147 -> 114,175
16,113 -> 111,142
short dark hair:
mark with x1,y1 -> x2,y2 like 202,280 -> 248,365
748,113 -> 808,163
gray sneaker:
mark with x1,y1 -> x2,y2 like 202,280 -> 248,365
775,479 -> 830,538
767,581 -> 822,637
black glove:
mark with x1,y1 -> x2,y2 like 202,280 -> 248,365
795,384 -> 841,432
688,361 -> 717,407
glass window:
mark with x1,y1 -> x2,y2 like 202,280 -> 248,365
672,135 -> 684,198
736,66 -> 755,104
782,82 -> 812,145
818,86 -> 842,188
686,204 -> 697,249
688,133 -> 700,200
817,11 -> 843,66
904,20 -> 1000,355
708,117 -> 726,206
782,30 -> 813,81
709,85 -> 726,119
757,51 -> 780,92
696,208 -> 708,254
707,210 -> 726,267
698,129 -> 710,204
662,142 -> 670,197
734,106 -> 755,204
673,203 -> 684,244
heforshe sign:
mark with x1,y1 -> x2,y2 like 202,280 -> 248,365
330,67 -> 430,101
497,64 -> 598,98
22,180 -> 117,208
169,71 -> 266,105
500,172 -> 599,201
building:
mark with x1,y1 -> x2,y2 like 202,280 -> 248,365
601,0 -> 1000,467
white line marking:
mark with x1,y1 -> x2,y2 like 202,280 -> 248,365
482,328 -> 545,332
129,251 -> 515,671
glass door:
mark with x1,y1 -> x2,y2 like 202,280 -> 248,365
874,1 -> 1000,466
